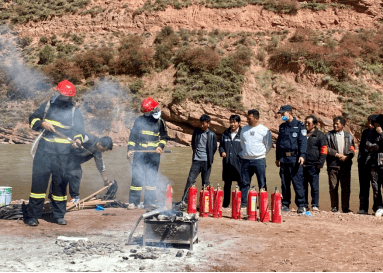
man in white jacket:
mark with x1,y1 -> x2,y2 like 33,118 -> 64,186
239,109 -> 273,207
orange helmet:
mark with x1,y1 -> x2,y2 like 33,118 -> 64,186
141,97 -> 159,113
54,80 -> 76,97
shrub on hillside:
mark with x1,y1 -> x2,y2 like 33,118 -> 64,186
174,47 -> 220,72
74,47 -> 113,78
154,44 -> 174,70
38,45 -> 55,65
43,59 -> 84,84
113,47 -> 154,76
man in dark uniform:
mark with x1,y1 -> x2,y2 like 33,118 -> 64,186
219,115 -> 242,208
303,115 -> 327,211
67,134 -> 113,202
275,105 -> 307,214
27,80 -> 85,226
127,97 -> 168,209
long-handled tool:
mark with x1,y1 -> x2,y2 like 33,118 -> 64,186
67,180 -> 118,211
126,206 -> 167,245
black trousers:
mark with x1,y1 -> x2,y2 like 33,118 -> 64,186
280,162 -> 306,208
27,147 -> 70,219
303,165 -> 320,208
223,164 -> 241,207
181,160 -> 211,203
359,164 -> 383,212
328,166 -> 351,211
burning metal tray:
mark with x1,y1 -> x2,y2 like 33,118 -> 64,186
143,219 -> 198,250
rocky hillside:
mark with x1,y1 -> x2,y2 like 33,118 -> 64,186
0,0 -> 382,145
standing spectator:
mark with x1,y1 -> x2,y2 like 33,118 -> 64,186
325,116 -> 355,213
219,115 -> 242,208
357,115 -> 381,214
372,115 -> 383,216
275,105 -> 307,214
240,109 -> 272,207
177,114 -> 217,208
303,115 -> 328,211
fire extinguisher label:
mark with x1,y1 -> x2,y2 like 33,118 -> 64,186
251,196 -> 257,211
205,196 -> 209,213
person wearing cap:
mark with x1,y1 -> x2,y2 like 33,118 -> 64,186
127,97 -> 168,209
26,80 -> 85,226
325,116 -> 355,213
275,104 -> 307,214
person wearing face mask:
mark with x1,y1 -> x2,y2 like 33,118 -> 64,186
26,80 -> 85,226
126,97 -> 168,210
325,116 -> 355,213
275,105 -> 307,214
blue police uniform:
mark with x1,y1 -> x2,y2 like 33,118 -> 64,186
276,117 -> 307,209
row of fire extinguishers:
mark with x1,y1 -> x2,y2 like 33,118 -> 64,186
165,184 -> 282,223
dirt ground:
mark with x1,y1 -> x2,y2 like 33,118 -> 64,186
1,207 -> 383,272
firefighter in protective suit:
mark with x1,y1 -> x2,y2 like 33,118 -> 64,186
127,97 -> 168,209
26,80 -> 85,226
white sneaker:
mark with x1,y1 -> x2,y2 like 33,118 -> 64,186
71,196 -> 80,203
312,206 -> 319,212
127,203 -> 137,210
375,208 -> 383,217
357,209 -> 367,215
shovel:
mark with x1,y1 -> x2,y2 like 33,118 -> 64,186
126,206 -> 167,245
67,180 -> 118,211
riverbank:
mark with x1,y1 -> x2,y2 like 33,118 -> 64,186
1,207 -> 382,272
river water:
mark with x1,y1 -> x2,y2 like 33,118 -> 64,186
1,145 -> 365,212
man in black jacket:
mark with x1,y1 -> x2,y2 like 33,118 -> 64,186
325,116 -> 355,213
178,114 -> 217,207
357,115 -> 381,214
67,134 -> 113,202
303,115 -> 327,211
219,115 -> 242,208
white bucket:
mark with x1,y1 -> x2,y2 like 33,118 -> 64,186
0,187 -> 12,207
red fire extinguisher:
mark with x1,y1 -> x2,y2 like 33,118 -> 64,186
271,187 -> 282,223
187,184 -> 197,214
213,184 -> 223,218
166,184 -> 173,209
231,186 -> 242,220
199,186 -> 210,217
259,188 -> 269,222
207,185 -> 214,215
247,186 -> 257,221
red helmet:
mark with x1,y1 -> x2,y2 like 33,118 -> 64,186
141,97 -> 159,113
54,80 -> 76,97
